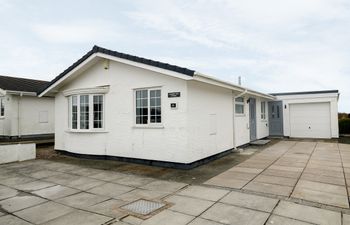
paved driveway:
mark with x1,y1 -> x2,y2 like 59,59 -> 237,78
0,141 -> 349,225
206,141 -> 350,209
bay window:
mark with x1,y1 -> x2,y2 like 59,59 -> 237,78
69,94 -> 104,131
0,97 -> 4,117
135,88 -> 161,125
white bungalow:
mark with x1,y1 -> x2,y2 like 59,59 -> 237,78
0,75 -> 55,140
38,46 -> 339,168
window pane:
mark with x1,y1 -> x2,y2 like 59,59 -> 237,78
150,90 -> 161,124
236,97 -> 244,102
235,104 -> 244,114
136,90 -> 148,124
71,96 -> 78,129
93,95 -> 103,128
80,95 -> 89,129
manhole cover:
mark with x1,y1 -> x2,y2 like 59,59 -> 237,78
121,199 -> 166,215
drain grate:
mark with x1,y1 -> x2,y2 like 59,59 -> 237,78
121,199 -> 166,215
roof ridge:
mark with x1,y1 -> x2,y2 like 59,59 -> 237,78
38,45 -> 196,95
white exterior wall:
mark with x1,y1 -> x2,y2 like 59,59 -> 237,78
186,81 -> 234,162
55,59 -> 191,163
0,94 -> 54,137
234,95 -> 270,147
276,93 -> 339,138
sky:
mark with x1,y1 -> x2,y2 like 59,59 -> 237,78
0,0 -> 349,111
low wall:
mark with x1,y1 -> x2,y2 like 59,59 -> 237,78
0,143 -> 36,164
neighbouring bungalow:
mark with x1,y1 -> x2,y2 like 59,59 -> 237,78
38,46 -> 339,168
0,75 -> 55,140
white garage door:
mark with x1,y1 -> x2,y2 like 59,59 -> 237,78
289,102 -> 331,138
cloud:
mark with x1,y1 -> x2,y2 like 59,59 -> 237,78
32,20 -> 120,43
125,0 -> 350,111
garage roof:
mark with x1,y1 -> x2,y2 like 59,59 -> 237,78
270,90 -> 339,96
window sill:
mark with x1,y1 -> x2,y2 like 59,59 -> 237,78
235,114 -> 246,117
0,117 -> 4,120
132,125 -> 164,129
65,130 -> 109,133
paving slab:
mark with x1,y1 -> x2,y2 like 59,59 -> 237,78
201,202 -> 269,225
294,180 -> 347,196
301,173 -> 345,186
166,195 -> 214,216
228,167 -> 263,174
116,188 -> 169,202
0,214 -> 32,225
44,173 -> 80,185
14,180 -> 56,192
0,195 -> 47,212
112,175 -> 155,187
14,202 -> 74,224
43,210 -> 113,225
262,169 -> 301,179
254,174 -> 297,187
269,165 -> 304,173
25,170 -> 63,179
68,167 -> 102,177
177,185 -> 229,201
89,171 -> 126,181
86,199 -> 127,219
292,186 -> 349,208
61,176 -> 106,191
343,214 -> 350,225
87,182 -> 134,198
0,185 -> 18,200
205,176 -> 249,189
32,185 -> 80,200
273,201 -> 341,225
213,171 -> 261,181
243,181 -> 293,196
220,191 -> 279,212
267,215 -> 313,225
141,180 -> 187,193
0,175 -> 35,187
122,215 -> 143,225
188,217 -> 224,225
304,168 -> 344,178
141,209 -> 194,225
56,192 -> 109,209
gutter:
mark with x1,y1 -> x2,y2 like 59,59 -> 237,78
6,90 -> 37,96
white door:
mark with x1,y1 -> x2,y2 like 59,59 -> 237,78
289,102 -> 331,138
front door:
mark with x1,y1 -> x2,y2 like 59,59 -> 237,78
249,98 -> 257,141
268,101 -> 283,136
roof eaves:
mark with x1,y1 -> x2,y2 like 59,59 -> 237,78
270,90 -> 339,96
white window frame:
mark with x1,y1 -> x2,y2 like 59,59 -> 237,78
235,97 -> 245,115
134,87 -> 162,127
68,94 -> 105,132
261,101 -> 267,120
0,97 -> 4,118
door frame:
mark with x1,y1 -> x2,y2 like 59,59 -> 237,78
249,98 -> 257,141
268,101 -> 284,136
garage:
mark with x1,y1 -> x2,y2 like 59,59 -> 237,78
289,102 -> 331,138
270,90 -> 339,139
